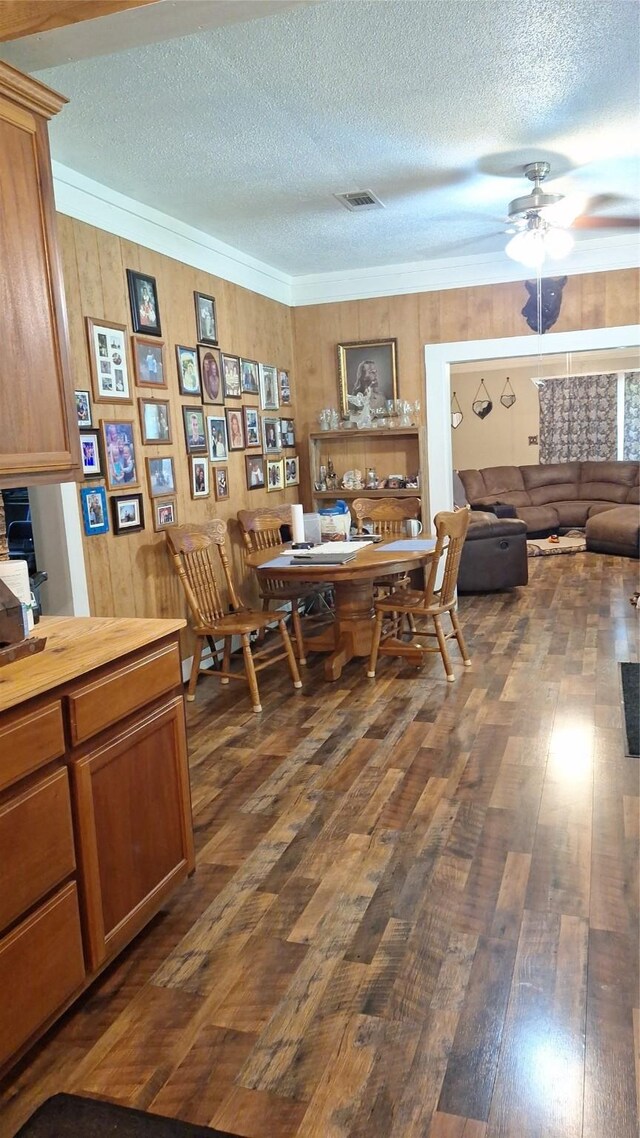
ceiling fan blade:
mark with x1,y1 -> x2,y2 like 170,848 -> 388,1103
572,215 -> 639,230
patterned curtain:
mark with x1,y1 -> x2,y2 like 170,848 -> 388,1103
623,370 -> 640,461
538,373 -> 618,463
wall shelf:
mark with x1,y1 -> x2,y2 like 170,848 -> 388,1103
309,427 -> 421,441
313,488 -> 421,500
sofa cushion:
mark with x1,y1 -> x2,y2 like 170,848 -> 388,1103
480,466 -> 528,498
458,469 -> 487,503
552,501 -> 591,527
521,462 -> 581,505
586,505 -> 640,558
517,505 -> 560,532
579,459 -> 639,503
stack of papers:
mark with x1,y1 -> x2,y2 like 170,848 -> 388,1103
292,540 -> 364,564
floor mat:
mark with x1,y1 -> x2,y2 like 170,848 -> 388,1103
620,662 -> 640,758
15,1094 -> 239,1138
527,535 -> 587,556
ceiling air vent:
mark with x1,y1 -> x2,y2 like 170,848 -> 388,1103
334,189 -> 384,212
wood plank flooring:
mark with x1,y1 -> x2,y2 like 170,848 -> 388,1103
1,552 -> 638,1137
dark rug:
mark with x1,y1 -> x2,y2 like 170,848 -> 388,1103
621,662 -> 640,757
15,1094 -> 240,1138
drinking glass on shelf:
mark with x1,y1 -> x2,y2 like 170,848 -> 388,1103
412,400 -> 421,425
318,409 -> 331,431
329,408 -> 340,430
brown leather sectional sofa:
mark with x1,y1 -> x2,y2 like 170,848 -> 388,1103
458,460 -> 639,558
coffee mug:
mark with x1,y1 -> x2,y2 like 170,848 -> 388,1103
405,518 -> 423,538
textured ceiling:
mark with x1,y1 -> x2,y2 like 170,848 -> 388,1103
5,0 -> 639,275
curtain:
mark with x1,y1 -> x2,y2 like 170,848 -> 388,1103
623,370 -> 640,461
538,373 -> 618,463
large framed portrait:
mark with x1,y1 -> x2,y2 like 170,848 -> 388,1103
198,346 -> 224,405
337,338 -> 398,418
127,269 -> 161,336
194,291 -> 217,345
101,420 -> 139,490
133,336 -> 166,388
86,318 -> 132,403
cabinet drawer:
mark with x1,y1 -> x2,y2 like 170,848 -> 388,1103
0,882 -> 85,1069
0,767 -> 75,932
67,640 -> 181,745
0,701 -> 65,793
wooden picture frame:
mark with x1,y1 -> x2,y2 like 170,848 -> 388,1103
266,457 -> 284,493
245,454 -> 265,491
284,455 -> 300,486
262,415 -> 281,454
79,429 -> 104,479
132,336 -> 167,388
198,345 -> 224,405
243,405 -> 260,448
221,353 -> 241,399
111,492 -> 144,535
75,389 -> 92,427
194,291 -> 217,345
153,498 -> 177,531
86,317 -> 132,403
226,407 -> 245,450
146,456 -> 176,498
138,397 -> 172,445
241,358 -> 260,396
214,465 -> 229,501
337,338 -> 398,418
175,345 -> 201,397
190,456 -> 210,499
182,405 -> 207,454
101,420 -> 139,490
80,485 -> 109,536
127,269 -> 161,336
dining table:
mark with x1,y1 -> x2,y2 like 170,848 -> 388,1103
245,537 -> 438,680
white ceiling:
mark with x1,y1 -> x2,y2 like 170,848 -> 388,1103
2,0 -> 639,277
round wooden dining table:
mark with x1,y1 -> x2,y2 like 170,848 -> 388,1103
245,539 -> 437,680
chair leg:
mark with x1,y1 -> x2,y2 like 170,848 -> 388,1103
367,610 -> 384,677
187,637 -> 204,701
258,598 -> 269,641
241,633 -> 262,713
450,609 -> 471,667
291,604 -> 307,665
433,615 -> 455,682
278,619 -> 303,689
221,636 -> 231,684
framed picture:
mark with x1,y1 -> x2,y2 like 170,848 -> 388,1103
284,455 -> 300,486
176,345 -> 201,396
86,318 -> 131,403
127,269 -> 161,336
75,389 -> 92,427
337,338 -> 398,418
245,454 -> 265,491
226,407 -> 245,450
80,429 -> 103,479
280,418 -> 295,447
182,405 -> 207,454
198,346 -> 224,405
153,498 -> 177,531
133,337 -> 166,388
266,457 -> 284,492
241,358 -> 260,396
138,397 -> 171,444
101,420 -> 139,490
214,465 -> 229,501
190,456 -> 209,498
146,456 -> 176,498
111,492 -> 144,535
80,485 -> 109,536
262,415 -> 281,454
194,291 -> 217,345
279,369 -> 291,405
259,363 -> 279,411
221,353 -> 241,399
243,405 -> 260,448
207,414 -> 228,462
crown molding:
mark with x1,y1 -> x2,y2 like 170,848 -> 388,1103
52,162 -> 293,306
52,162 -> 638,309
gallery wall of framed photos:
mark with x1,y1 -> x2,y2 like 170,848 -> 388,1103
58,214 -> 299,629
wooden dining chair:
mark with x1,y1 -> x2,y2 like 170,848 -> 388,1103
367,509 -> 471,682
165,520 -> 301,713
238,505 -> 332,665
351,496 -> 423,595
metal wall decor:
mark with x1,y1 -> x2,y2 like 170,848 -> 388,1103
500,376 -> 516,408
472,379 -> 493,419
451,391 -> 463,429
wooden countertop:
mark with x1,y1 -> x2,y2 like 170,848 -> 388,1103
0,616 -> 185,714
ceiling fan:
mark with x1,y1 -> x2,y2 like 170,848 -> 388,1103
504,161 -> 638,267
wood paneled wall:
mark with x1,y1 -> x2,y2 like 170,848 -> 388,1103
58,215 -> 298,631
292,269 -> 640,501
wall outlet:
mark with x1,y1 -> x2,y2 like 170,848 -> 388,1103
528,435 -> 538,445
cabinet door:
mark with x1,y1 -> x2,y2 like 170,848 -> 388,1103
0,66 -> 79,486
71,695 -> 195,971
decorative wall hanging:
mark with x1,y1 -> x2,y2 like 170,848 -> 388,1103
472,379 -> 493,419
522,276 -> 567,333
337,338 -> 398,418
500,377 -> 516,408
451,391 -> 463,429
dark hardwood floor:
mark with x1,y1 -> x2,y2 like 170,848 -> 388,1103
1,552 -> 638,1138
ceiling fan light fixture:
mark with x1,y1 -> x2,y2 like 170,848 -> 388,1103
505,218 -> 574,267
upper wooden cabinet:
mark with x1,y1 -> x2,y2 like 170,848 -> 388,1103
0,61 -> 79,487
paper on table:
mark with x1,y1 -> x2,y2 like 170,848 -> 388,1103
258,555 -> 297,569
373,538 -> 437,552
